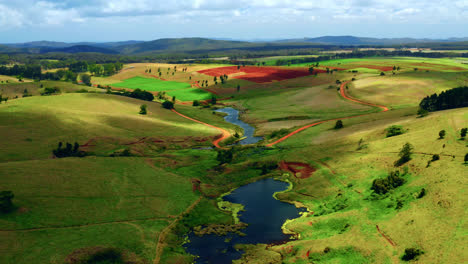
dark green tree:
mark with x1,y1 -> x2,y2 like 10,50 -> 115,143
460,128 -> 467,139
0,191 -> 14,213
162,101 -> 174,109
216,149 -> 233,164
439,130 -> 446,139
81,74 -> 92,86
395,143 -> 414,166
402,248 -> 423,261
211,96 -> 217,104
192,100 -> 200,106
334,120 -> 343,129
139,104 -> 147,115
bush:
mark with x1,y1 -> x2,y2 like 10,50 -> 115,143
334,120 -> 343,129
371,171 -> 405,195
417,188 -> 426,198
0,191 -> 14,213
431,154 -> 440,161
417,108 -> 428,117
52,142 -> 87,158
386,125 -> 404,137
395,143 -> 414,166
41,87 -> 60,95
139,104 -> 147,115
402,248 -> 423,261
162,101 -> 174,109
216,149 -> 233,164
439,130 -> 446,139
460,128 -> 467,139
268,128 -> 289,139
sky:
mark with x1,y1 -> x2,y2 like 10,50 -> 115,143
0,0 -> 467,43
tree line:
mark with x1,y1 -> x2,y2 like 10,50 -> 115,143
419,86 -> 468,112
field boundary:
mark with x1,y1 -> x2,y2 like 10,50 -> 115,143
171,109 -> 230,148
266,81 -> 389,146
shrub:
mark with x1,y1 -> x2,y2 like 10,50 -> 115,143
401,248 -> 423,261
431,154 -> 440,162
417,188 -> 426,198
395,143 -> 414,166
334,120 -> 343,129
371,171 -> 405,195
417,108 -> 428,117
52,142 -> 87,158
268,129 -> 289,139
216,149 -> 233,164
0,191 -> 14,213
162,101 -> 174,109
41,87 -> 60,95
386,125 -> 404,137
460,128 -> 467,139
139,104 -> 147,115
439,130 -> 446,139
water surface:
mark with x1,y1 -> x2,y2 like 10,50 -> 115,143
184,178 -> 305,263
215,107 -> 263,145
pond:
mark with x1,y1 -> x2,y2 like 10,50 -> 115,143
184,178 -> 305,263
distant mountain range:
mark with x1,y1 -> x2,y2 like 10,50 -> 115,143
1,36 -> 468,55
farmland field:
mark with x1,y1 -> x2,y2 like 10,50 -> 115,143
1,55 -> 467,264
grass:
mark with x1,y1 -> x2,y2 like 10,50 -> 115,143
0,80 -> 101,99
0,93 -> 225,162
110,76 -> 191,92
0,157 -> 198,264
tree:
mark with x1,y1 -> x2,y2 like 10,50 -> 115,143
237,85 -> 240,92
237,65 -> 240,70
308,67 -> 314,74
386,125 -> 404,137
192,100 -> 200,106
211,96 -> 217,105
162,101 -> 174,109
334,120 -> 343,129
0,191 -> 14,213
139,104 -> 147,115
464,153 -> 468,163
439,130 -> 446,139
380,72 -> 385,76
216,149 -> 233,164
402,248 -> 423,261
172,96 -> 176,102
81,74 -> 92,86
417,108 -> 428,117
460,128 -> 467,139
395,143 -> 414,166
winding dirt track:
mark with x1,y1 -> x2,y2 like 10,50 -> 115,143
170,109 -> 230,149
266,81 -> 389,147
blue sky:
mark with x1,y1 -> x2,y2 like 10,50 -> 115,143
0,0 -> 467,43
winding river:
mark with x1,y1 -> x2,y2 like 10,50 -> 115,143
215,107 -> 263,145
184,178 -> 305,263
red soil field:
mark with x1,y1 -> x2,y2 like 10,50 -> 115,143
279,161 -> 316,179
198,66 -> 322,83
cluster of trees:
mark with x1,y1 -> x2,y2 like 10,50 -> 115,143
52,142 -> 87,158
386,125 -> 405,137
216,149 -> 234,164
395,143 -> 413,166
88,62 -> 123,76
371,170 -> 406,195
419,86 -> 468,111
109,88 -> 154,101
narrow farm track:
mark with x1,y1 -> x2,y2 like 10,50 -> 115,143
266,81 -> 389,147
171,109 -> 230,149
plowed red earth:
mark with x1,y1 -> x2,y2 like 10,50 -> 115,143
198,66 -> 322,83
279,161 -> 316,179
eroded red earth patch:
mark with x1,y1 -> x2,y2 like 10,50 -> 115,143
197,66 -> 322,83
279,161 -> 316,179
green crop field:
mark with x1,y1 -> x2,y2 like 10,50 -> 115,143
109,76 -> 213,101
110,76 -> 191,91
